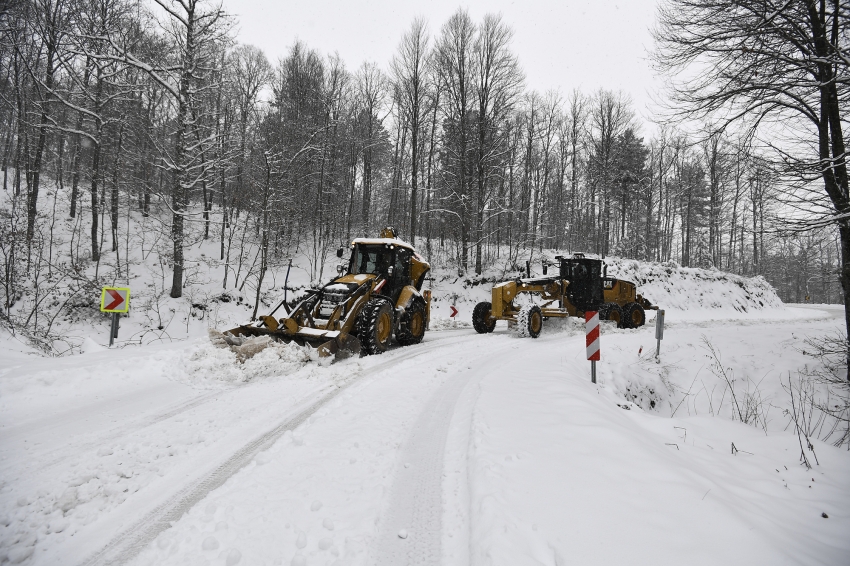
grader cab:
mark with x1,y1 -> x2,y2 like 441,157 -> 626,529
473,254 -> 656,338
213,227 -> 431,359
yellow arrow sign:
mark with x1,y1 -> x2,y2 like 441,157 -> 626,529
100,287 -> 131,313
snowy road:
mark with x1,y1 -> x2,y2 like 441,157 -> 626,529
87,330 -> 484,566
373,344 -> 481,566
1,328 -> 489,565
2,306 -> 849,566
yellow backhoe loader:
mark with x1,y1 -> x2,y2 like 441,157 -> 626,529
213,228 -> 431,360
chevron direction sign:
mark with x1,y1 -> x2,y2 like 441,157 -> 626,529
100,287 -> 131,313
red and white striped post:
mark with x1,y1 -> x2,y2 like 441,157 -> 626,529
585,311 -> 600,383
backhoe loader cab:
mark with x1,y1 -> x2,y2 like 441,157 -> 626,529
214,228 -> 431,360
473,253 -> 656,338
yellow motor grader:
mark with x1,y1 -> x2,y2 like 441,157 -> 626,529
214,228 -> 431,359
473,253 -> 656,338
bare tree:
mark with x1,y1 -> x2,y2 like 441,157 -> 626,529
98,0 -> 231,297
471,13 -> 522,273
564,89 -> 587,252
354,61 -> 388,236
391,18 -> 429,245
230,43 -> 270,204
435,8 -> 475,270
25,0 -> 69,245
654,0 -> 850,377
587,89 -> 634,256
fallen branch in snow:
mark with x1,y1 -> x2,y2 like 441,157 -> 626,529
730,442 -> 753,456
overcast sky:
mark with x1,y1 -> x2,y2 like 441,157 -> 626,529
228,0 -> 663,133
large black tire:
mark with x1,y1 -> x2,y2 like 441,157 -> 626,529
599,303 -> 624,328
472,301 -> 497,334
397,300 -> 426,346
517,304 -> 543,338
357,298 -> 394,355
623,302 -> 646,329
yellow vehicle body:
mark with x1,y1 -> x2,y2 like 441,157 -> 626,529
491,278 -> 572,322
476,255 -> 656,337
220,229 -> 431,359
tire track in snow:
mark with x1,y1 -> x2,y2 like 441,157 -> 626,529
373,338 -> 501,566
373,331 -> 560,566
81,383 -> 342,566
80,329 -> 479,566
0,387 -> 227,474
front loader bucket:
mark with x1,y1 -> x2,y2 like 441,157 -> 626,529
316,333 -> 361,360
211,325 -> 361,362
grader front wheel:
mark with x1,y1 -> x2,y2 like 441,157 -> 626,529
473,301 -> 497,334
517,305 -> 543,338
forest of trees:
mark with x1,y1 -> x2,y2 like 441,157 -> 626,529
1,0 -> 846,341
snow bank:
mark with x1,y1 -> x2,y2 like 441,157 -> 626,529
428,316 -> 472,331
604,257 -> 783,312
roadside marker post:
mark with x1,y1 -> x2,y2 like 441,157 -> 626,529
450,294 -> 459,328
585,311 -> 600,383
100,287 -> 130,347
423,290 -> 432,330
655,309 -> 665,361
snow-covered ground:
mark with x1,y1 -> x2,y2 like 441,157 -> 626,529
1,301 -> 848,565
2,182 -> 848,565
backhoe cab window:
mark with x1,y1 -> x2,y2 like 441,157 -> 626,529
350,245 -> 393,276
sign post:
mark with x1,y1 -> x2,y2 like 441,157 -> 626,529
100,287 -> 130,347
655,309 -> 665,360
450,294 -> 459,328
585,311 -> 600,383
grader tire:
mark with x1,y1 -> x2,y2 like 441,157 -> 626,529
472,301 -> 497,334
517,305 -> 543,338
600,303 -> 624,329
397,300 -> 426,346
624,302 -> 646,329
358,298 -> 394,355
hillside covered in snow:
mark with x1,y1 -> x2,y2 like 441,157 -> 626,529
0,176 -> 789,358
2,181 -> 848,566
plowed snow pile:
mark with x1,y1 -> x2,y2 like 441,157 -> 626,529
605,257 -> 782,312
175,339 -> 314,386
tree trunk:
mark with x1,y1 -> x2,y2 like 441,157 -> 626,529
90,140 -> 101,262
27,40 -> 57,243
110,122 -> 124,252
